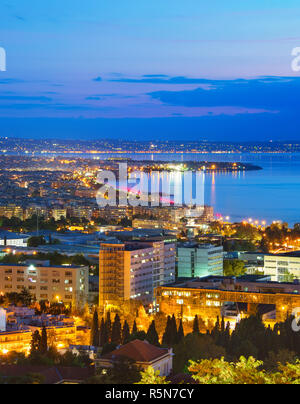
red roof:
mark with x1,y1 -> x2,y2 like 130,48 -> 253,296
102,339 -> 169,363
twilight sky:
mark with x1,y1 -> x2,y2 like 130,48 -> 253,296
1,0 -> 300,141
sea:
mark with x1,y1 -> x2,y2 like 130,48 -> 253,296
25,151 -> 300,226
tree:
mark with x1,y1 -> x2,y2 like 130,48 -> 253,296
106,312 -> 112,343
146,320 -> 160,346
177,319 -> 184,342
40,326 -> 48,354
170,314 -> 178,344
188,356 -> 300,384
162,316 -> 172,346
27,236 -> 46,247
223,259 -> 246,277
30,330 -> 41,356
111,314 -> 122,345
136,366 -> 170,385
173,333 -> 226,374
99,318 -> 108,347
131,320 -> 138,335
193,315 -> 200,334
19,288 -> 32,306
90,308 -> 99,347
122,320 -> 131,345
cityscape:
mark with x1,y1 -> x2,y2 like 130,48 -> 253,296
1,0 -> 300,391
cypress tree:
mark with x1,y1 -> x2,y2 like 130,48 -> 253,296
111,313 -> 122,345
122,320 -> 131,344
30,330 -> 41,355
177,319 -> 184,342
106,312 -> 112,343
193,315 -> 200,334
40,326 -> 48,354
90,308 -> 100,347
170,314 -> 178,344
131,320 -> 138,335
162,316 -> 172,346
146,320 -> 160,346
99,317 -> 107,346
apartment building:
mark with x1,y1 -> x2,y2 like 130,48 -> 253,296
99,240 -> 176,308
0,262 -> 89,308
177,243 -> 223,278
239,251 -> 300,282
263,252 -> 300,282
0,204 -> 24,220
52,209 -> 67,221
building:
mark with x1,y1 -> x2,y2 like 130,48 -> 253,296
0,329 -> 32,355
155,275 -> 300,323
99,240 -> 176,308
0,204 -> 24,220
96,339 -> 173,376
263,252 -> 300,282
0,231 -> 29,247
239,251 -> 300,282
177,243 -> 223,278
52,209 -> 67,221
0,262 -> 89,308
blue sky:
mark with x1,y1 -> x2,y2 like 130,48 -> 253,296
1,0 -> 300,140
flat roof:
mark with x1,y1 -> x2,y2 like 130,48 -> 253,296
0,263 -> 86,269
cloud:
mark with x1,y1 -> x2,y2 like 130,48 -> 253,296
85,96 -> 102,101
0,96 -> 52,102
0,78 -> 25,84
148,76 -> 300,111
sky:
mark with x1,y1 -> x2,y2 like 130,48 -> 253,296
1,0 -> 300,141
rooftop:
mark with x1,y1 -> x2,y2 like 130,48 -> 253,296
102,339 -> 169,363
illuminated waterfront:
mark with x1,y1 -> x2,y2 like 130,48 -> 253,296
38,151 -> 300,226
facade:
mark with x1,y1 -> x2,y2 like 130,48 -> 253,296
52,209 -> 67,221
177,243 -> 223,278
155,276 -> 300,322
239,251 -> 300,282
0,262 -> 89,307
99,240 -> 176,308
96,339 -> 173,376
0,231 -> 29,247
0,329 -> 32,354
263,253 -> 300,282
0,204 -> 24,220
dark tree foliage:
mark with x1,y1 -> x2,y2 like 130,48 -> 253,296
40,326 -> 48,354
90,308 -> 100,347
111,314 -> 122,345
193,315 -> 200,334
131,320 -> 138,335
146,320 -> 160,346
122,320 -> 131,345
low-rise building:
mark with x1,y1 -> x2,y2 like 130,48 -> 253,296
0,262 -> 89,308
96,339 -> 173,376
